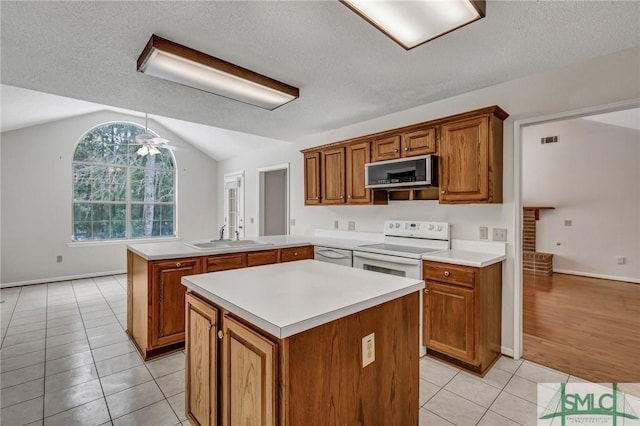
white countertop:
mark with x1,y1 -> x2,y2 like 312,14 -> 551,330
422,240 -> 506,267
128,235 -> 313,260
181,260 -> 424,339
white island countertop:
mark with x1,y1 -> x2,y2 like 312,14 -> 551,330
181,259 -> 424,339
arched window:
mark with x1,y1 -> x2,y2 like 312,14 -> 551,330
72,122 -> 175,241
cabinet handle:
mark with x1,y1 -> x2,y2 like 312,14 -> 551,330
444,271 -> 451,277
176,262 -> 182,267
218,330 -> 224,339
424,289 -> 430,294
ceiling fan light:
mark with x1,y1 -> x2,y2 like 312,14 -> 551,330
137,145 -> 149,156
137,35 -> 300,110
342,0 -> 485,50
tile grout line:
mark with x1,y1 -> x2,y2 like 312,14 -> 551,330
0,286 -> 23,349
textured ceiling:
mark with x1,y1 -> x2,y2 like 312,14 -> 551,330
1,1 -> 639,147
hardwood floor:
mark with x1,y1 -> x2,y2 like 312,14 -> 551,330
523,272 -> 640,383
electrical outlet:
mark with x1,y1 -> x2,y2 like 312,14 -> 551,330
348,221 -> 356,231
362,333 -> 375,367
564,220 -> 572,226
290,218 -> 296,226
250,217 -> 254,224
479,226 -> 488,240
334,220 -> 339,229
56,255 -> 63,263
617,257 -> 626,265
492,228 -> 507,242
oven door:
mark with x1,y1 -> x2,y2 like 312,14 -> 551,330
352,251 -> 421,280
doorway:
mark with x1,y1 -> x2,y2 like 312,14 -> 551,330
223,171 -> 244,240
258,164 -> 289,236
514,101 -> 640,381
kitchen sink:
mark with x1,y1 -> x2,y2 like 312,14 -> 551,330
184,239 -> 273,250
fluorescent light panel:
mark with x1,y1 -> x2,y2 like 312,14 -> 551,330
137,35 -> 299,110
343,0 -> 485,50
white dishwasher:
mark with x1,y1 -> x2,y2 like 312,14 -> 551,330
313,246 -> 353,267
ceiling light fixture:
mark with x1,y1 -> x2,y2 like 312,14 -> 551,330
137,35 -> 299,110
342,0 -> 485,50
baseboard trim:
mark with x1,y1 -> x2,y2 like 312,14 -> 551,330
553,269 -> 640,284
1,270 -> 127,288
501,346 -> 515,358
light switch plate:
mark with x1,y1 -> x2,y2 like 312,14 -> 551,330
362,333 -> 375,367
348,221 -> 356,231
492,228 -> 507,242
479,226 -> 488,240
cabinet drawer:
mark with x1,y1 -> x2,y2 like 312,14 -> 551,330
206,253 -> 246,272
280,246 -> 314,262
247,249 -> 279,267
423,262 -> 475,288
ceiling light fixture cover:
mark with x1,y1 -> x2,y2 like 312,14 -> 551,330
137,35 -> 299,110
342,0 -> 485,50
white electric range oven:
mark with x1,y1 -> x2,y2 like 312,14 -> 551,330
353,220 -> 450,355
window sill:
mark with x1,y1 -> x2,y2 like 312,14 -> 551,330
67,236 -> 180,248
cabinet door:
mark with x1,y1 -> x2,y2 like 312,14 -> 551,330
185,294 -> 217,426
346,141 -> 371,204
151,258 -> 202,348
221,316 -> 277,426
303,152 -> 321,205
439,116 -> 490,203
372,135 -> 401,161
402,127 -> 436,157
246,249 -> 279,267
279,245 -> 314,262
321,147 -> 345,204
206,253 -> 246,272
423,281 -> 475,364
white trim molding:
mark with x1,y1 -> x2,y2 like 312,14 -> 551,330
1,269 -> 127,288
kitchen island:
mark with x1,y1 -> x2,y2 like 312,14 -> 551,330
182,259 -> 424,426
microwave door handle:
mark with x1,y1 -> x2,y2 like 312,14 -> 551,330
316,250 -> 348,260
353,251 -> 420,265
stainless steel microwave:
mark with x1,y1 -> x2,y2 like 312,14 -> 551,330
365,155 -> 438,189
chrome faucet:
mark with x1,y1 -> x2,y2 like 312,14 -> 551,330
218,225 -> 226,240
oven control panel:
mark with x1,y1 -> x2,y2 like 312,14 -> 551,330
384,220 -> 450,240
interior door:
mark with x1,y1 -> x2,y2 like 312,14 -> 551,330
224,172 -> 244,239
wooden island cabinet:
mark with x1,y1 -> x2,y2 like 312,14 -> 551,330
183,260 -> 422,426
127,245 -> 314,360
422,260 -> 502,375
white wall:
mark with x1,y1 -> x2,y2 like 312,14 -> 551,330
523,118 -> 640,282
1,110 -> 218,286
218,47 -> 640,355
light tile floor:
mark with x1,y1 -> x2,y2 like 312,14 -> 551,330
0,275 -> 586,426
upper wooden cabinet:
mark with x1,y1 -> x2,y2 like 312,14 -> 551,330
402,127 -> 437,156
439,108 -> 506,204
372,135 -> 401,161
302,106 -> 508,205
346,141 -> 372,204
321,147 -> 346,204
303,152 -> 321,205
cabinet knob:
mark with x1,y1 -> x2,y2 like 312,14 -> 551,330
294,252 -> 298,256
441,190 -> 446,194
394,149 -> 399,153
404,147 -> 409,151
176,262 -> 182,267
424,289 -> 430,294
315,197 -> 319,200
217,330 -> 224,339
348,195 -> 352,198
444,271 -> 451,277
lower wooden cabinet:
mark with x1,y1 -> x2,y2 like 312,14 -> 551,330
128,245 -> 314,360
185,291 -> 419,426
423,260 -> 502,374
185,294 -> 218,426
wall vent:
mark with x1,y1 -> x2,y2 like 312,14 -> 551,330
540,136 -> 558,144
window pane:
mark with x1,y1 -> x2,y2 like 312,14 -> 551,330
130,169 -> 174,203
131,204 -> 174,238
73,203 -> 125,241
